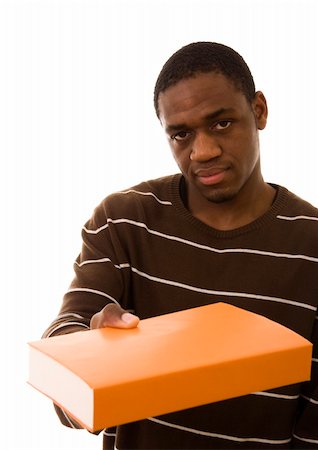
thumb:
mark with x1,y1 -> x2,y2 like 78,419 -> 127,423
91,303 -> 140,329
121,312 -> 140,327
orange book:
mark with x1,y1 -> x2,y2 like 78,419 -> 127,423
28,303 -> 312,432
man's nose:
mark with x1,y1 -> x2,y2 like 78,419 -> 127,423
190,133 -> 222,161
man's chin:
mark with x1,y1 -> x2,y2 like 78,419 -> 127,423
204,188 -> 237,204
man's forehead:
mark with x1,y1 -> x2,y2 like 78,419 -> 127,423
158,73 -> 245,127
158,72 -> 244,120
161,72 -> 229,96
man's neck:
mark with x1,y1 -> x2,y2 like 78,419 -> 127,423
187,181 -> 277,231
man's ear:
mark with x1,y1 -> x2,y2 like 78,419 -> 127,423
252,91 -> 268,130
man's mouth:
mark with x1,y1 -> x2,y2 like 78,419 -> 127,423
195,167 -> 228,186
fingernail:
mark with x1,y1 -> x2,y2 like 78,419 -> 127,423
121,313 -> 136,323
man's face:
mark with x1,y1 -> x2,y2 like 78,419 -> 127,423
158,72 -> 267,207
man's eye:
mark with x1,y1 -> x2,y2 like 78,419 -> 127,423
171,131 -> 191,141
214,121 -> 231,130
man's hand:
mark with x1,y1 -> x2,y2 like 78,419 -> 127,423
90,303 -> 140,329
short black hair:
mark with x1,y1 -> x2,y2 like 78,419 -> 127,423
154,42 -> 256,118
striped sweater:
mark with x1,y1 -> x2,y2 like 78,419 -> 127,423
43,174 -> 318,449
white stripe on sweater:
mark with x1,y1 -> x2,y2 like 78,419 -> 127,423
66,288 -> 120,306
130,266 -> 316,311
103,429 -> 116,437
252,391 -> 299,400
83,218 -> 318,263
147,417 -> 291,444
61,409 -> 77,428
119,189 -> 173,205
67,262 -> 316,311
75,258 -> 130,269
56,312 -> 86,320
277,215 -> 318,222
83,223 -> 109,234
293,434 -> 318,444
47,321 -> 89,337
302,395 -> 318,405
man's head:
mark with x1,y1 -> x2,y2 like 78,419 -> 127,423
154,42 -> 256,118
154,42 -> 270,222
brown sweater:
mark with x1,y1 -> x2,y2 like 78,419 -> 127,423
43,174 -> 318,449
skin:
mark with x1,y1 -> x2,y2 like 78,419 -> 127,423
158,72 -> 276,230
90,303 -> 140,329
90,71 -> 276,330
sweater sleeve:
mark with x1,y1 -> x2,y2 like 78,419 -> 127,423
41,198 -> 130,433
292,308 -> 318,448
42,197 -> 131,339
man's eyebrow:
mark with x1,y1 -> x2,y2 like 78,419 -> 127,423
165,108 -> 235,133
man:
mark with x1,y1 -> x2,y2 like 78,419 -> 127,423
43,42 -> 318,449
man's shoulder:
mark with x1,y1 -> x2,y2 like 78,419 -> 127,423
276,185 -> 318,237
123,174 -> 178,195
98,174 -> 179,213
84,175 -> 179,229
280,185 -> 318,217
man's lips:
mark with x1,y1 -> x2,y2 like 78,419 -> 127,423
194,167 -> 229,186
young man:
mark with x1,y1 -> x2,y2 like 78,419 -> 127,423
43,42 -> 318,449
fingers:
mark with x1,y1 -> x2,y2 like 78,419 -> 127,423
90,303 -> 140,330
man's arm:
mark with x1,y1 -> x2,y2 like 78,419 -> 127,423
41,198 -> 139,430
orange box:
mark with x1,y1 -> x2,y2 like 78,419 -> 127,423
28,303 -> 312,432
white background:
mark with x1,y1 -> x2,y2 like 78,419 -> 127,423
1,0 -> 317,449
